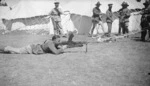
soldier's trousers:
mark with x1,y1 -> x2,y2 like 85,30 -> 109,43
141,20 -> 150,41
141,30 -> 150,41
52,19 -> 64,35
107,22 -> 112,34
119,22 -> 129,34
90,21 -> 105,35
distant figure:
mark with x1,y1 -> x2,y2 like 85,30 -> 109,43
49,2 -> 65,36
106,4 -> 113,37
140,1 -> 150,41
90,1 -> 105,37
0,32 -> 83,55
118,2 -> 131,35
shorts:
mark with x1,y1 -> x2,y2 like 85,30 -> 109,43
92,17 -> 101,23
4,45 -> 33,54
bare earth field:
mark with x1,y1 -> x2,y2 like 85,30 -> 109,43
0,31 -> 150,86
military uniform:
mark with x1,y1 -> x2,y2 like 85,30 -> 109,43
2,34 -> 83,55
140,2 -> 150,41
49,2 -> 64,35
106,4 -> 113,35
3,35 -> 65,55
4,39 -> 64,55
90,1 -> 105,36
118,2 -> 130,35
92,7 -> 102,23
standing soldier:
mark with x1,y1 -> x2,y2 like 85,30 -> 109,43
90,1 -> 105,37
49,2 -> 64,36
118,2 -> 131,35
140,1 -> 150,41
106,4 -> 113,37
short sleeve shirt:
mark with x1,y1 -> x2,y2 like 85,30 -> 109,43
49,8 -> 63,21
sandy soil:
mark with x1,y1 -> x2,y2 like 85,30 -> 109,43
0,32 -> 150,86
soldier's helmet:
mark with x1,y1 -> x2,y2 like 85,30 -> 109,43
108,3 -> 113,7
54,1 -> 59,4
121,1 -> 129,7
96,1 -> 101,6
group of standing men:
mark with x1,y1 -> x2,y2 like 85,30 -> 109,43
48,1 -> 131,38
90,1 -> 131,37
90,0 -> 150,42
48,1 -> 150,42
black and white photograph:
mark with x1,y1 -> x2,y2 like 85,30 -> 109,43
0,0 -> 150,86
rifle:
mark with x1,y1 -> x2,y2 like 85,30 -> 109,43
58,41 -> 88,53
59,41 -> 87,48
113,8 -> 142,18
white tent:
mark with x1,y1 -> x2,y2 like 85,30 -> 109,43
0,0 -> 145,34
0,0 -> 56,19
0,0 -> 78,34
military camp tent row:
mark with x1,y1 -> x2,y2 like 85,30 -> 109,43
0,0 -> 145,35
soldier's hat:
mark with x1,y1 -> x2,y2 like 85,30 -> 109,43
108,3 -> 113,6
121,2 -> 129,6
96,1 -> 101,6
54,1 -> 59,4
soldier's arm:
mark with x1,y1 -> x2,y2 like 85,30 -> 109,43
93,8 -> 102,15
118,8 -> 123,13
143,6 -> 150,14
106,11 -> 113,21
117,8 -> 122,17
125,9 -> 131,17
48,42 -> 64,55
58,8 -> 64,14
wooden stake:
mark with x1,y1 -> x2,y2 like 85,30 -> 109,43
85,43 -> 88,53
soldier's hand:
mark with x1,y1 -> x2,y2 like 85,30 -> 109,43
140,11 -> 144,15
62,45 -> 68,49
144,14 -> 148,17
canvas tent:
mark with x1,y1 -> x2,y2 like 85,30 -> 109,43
0,0 -> 78,34
0,0 -> 145,35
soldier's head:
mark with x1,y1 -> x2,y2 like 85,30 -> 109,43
121,2 -> 129,8
96,1 -> 101,8
145,0 -> 150,4
143,1 -> 149,8
52,35 -> 61,45
54,2 -> 59,8
108,4 -> 113,9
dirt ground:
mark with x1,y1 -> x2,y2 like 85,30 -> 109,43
0,31 -> 150,86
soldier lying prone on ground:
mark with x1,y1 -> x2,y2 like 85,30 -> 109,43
0,32 -> 83,55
